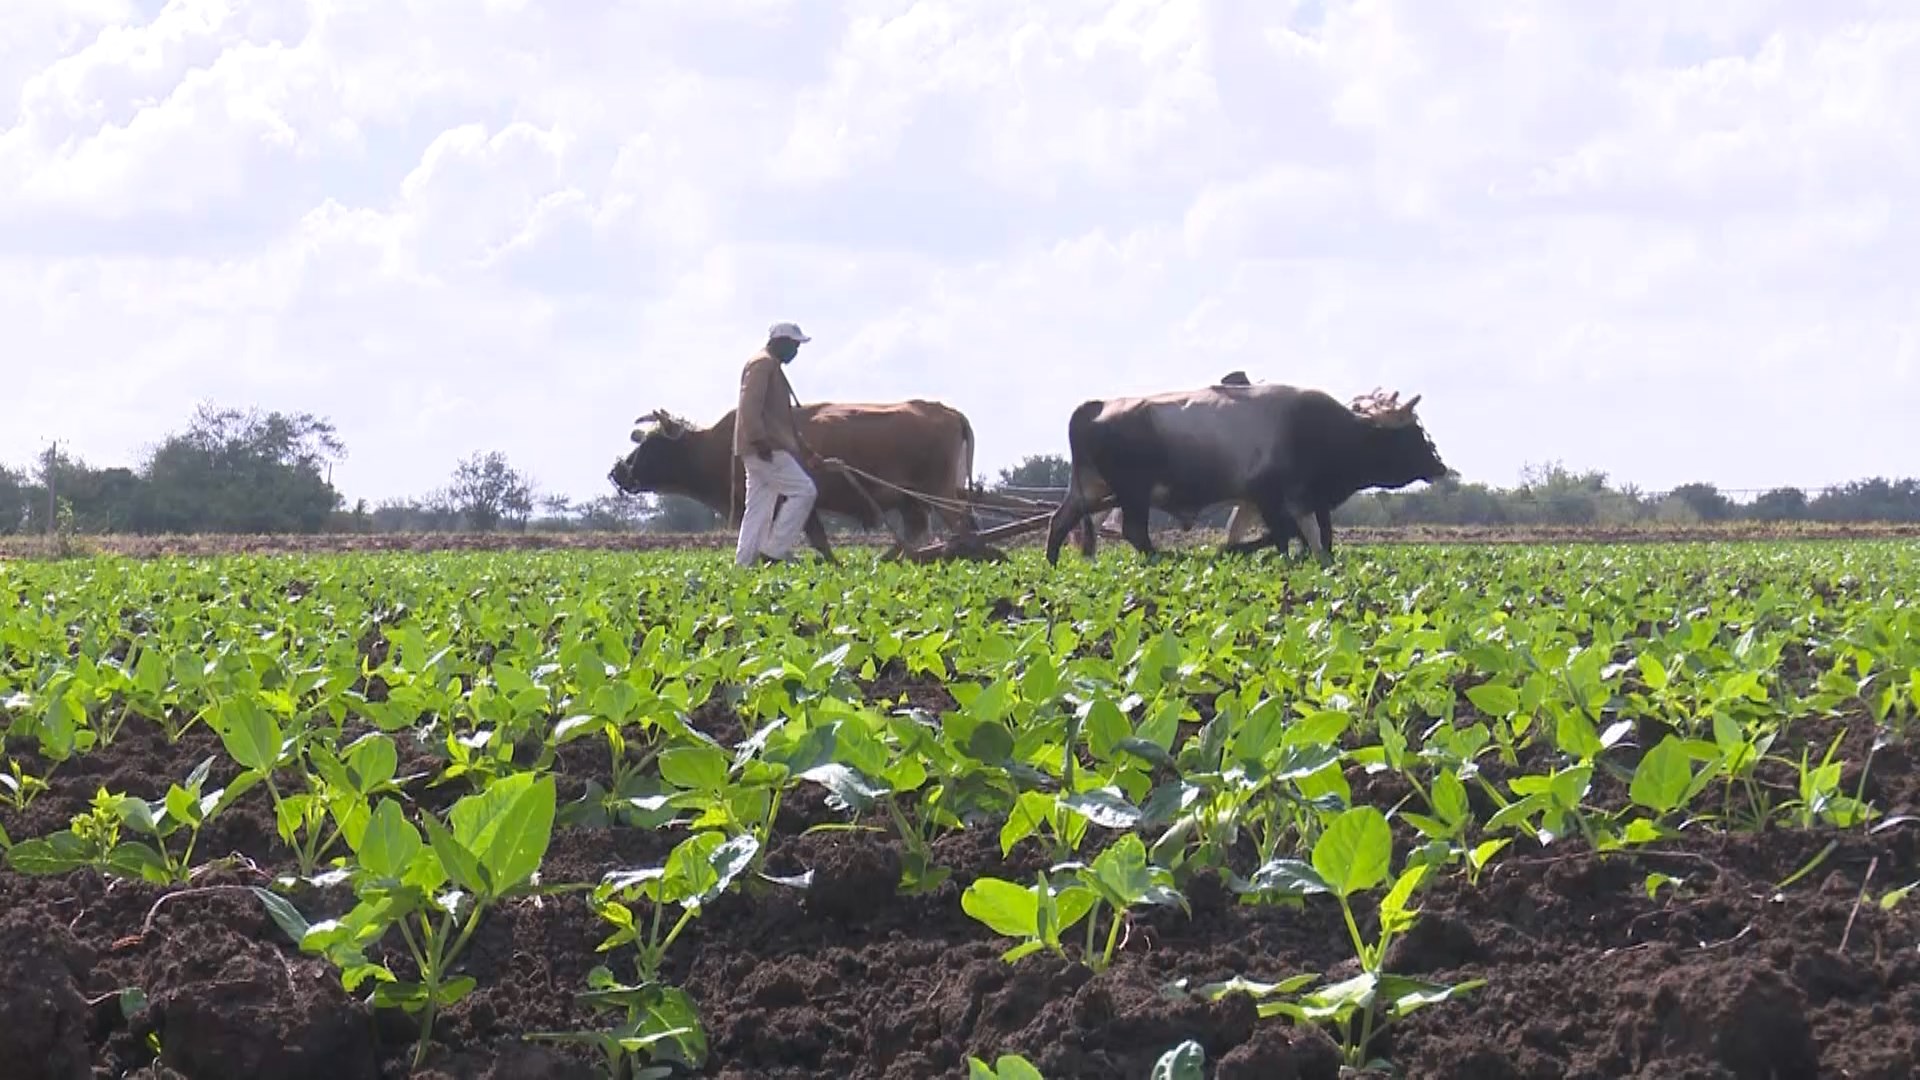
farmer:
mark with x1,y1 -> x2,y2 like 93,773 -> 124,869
733,321 -> 833,567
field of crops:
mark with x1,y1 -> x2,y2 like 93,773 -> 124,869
2,541 -> 1916,1079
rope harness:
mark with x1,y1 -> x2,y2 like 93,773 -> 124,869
781,381 -> 1044,524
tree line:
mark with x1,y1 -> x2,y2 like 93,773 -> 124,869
4,405 -> 1917,537
982,455 -> 1920,529
0,403 -> 710,537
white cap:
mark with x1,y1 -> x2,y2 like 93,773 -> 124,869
769,322 -> 811,343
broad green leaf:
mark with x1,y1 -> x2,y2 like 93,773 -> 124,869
696,834 -> 759,907
1061,789 -> 1142,830
994,1056 -> 1046,1080
1465,683 -> 1519,717
474,773 -> 558,895
1637,652 -> 1670,692
1286,708 -> 1351,748
213,696 -> 282,773
1629,736 -> 1692,814
799,763 -> 889,812
422,813 -> 488,896
5,833 -> 93,875
962,878 -> 1038,938
1136,698 -> 1182,751
1237,858 -> 1329,897
1001,791 -> 1055,856
1553,704 -> 1602,762
1378,862 -> 1430,935
251,886 -> 312,945
1312,806 -> 1391,898
1083,698 -> 1130,760
360,799 -> 424,881
1432,769 -> 1469,826
107,842 -> 172,884
660,745 -> 730,791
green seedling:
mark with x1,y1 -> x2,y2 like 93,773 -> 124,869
7,761 -> 232,884
591,830 -> 759,982
1232,806 -> 1483,1068
967,1055 -> 1046,1080
964,835 -> 1186,973
271,771 -> 559,1069
527,966 -> 707,1080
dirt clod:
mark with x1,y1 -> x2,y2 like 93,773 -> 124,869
1213,1022 -> 1343,1080
804,835 -> 905,923
0,914 -> 94,1080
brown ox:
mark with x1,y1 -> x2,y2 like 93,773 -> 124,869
609,400 -> 978,560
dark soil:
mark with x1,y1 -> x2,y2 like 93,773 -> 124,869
3,707 -> 1916,1078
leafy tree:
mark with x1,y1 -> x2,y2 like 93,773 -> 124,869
1810,478 -> 1920,523
369,498 -> 461,533
1668,482 -> 1732,522
441,451 -> 536,531
0,466 -> 25,534
994,454 -> 1072,491
1751,487 -> 1809,522
137,405 -> 345,533
644,495 -> 720,533
1515,461 -> 1612,526
568,494 -> 651,532
23,448 -> 144,533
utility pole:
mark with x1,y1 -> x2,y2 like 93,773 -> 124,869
44,440 -> 57,535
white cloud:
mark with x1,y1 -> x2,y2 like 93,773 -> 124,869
4,0 -> 1918,507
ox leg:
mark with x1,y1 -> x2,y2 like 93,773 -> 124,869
1078,513 -> 1099,558
1117,494 -> 1155,558
1289,501 -> 1332,567
1226,515 -> 1301,556
1315,508 -> 1332,556
1046,497 -> 1091,565
1224,502 -> 1261,546
803,511 -> 840,566
1245,490 -> 1305,562
900,502 -> 931,555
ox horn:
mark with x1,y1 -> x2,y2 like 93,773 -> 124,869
630,409 -> 666,443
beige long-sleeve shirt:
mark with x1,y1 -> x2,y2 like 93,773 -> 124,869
734,349 -> 805,459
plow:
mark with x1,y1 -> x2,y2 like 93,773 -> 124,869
824,460 -> 1087,563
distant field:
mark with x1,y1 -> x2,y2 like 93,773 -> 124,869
4,519 -> 1919,559
1,540 -> 1915,1077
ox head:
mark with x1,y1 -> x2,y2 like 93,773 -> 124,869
1348,388 -> 1452,487
609,409 -> 697,495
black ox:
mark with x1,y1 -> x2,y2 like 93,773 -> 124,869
1044,381 -> 1450,565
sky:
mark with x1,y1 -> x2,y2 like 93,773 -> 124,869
2,0 -> 1916,507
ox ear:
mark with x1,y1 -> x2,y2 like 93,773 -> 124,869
631,409 -> 685,439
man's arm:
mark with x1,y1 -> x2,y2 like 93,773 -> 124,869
737,358 -> 774,460
779,375 -> 829,471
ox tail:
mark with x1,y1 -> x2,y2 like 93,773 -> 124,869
1063,400 -> 1105,503
1047,400 -> 1105,563
956,412 -> 978,531
956,412 -> 975,495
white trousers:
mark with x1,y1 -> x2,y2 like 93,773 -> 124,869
736,450 -> 817,567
